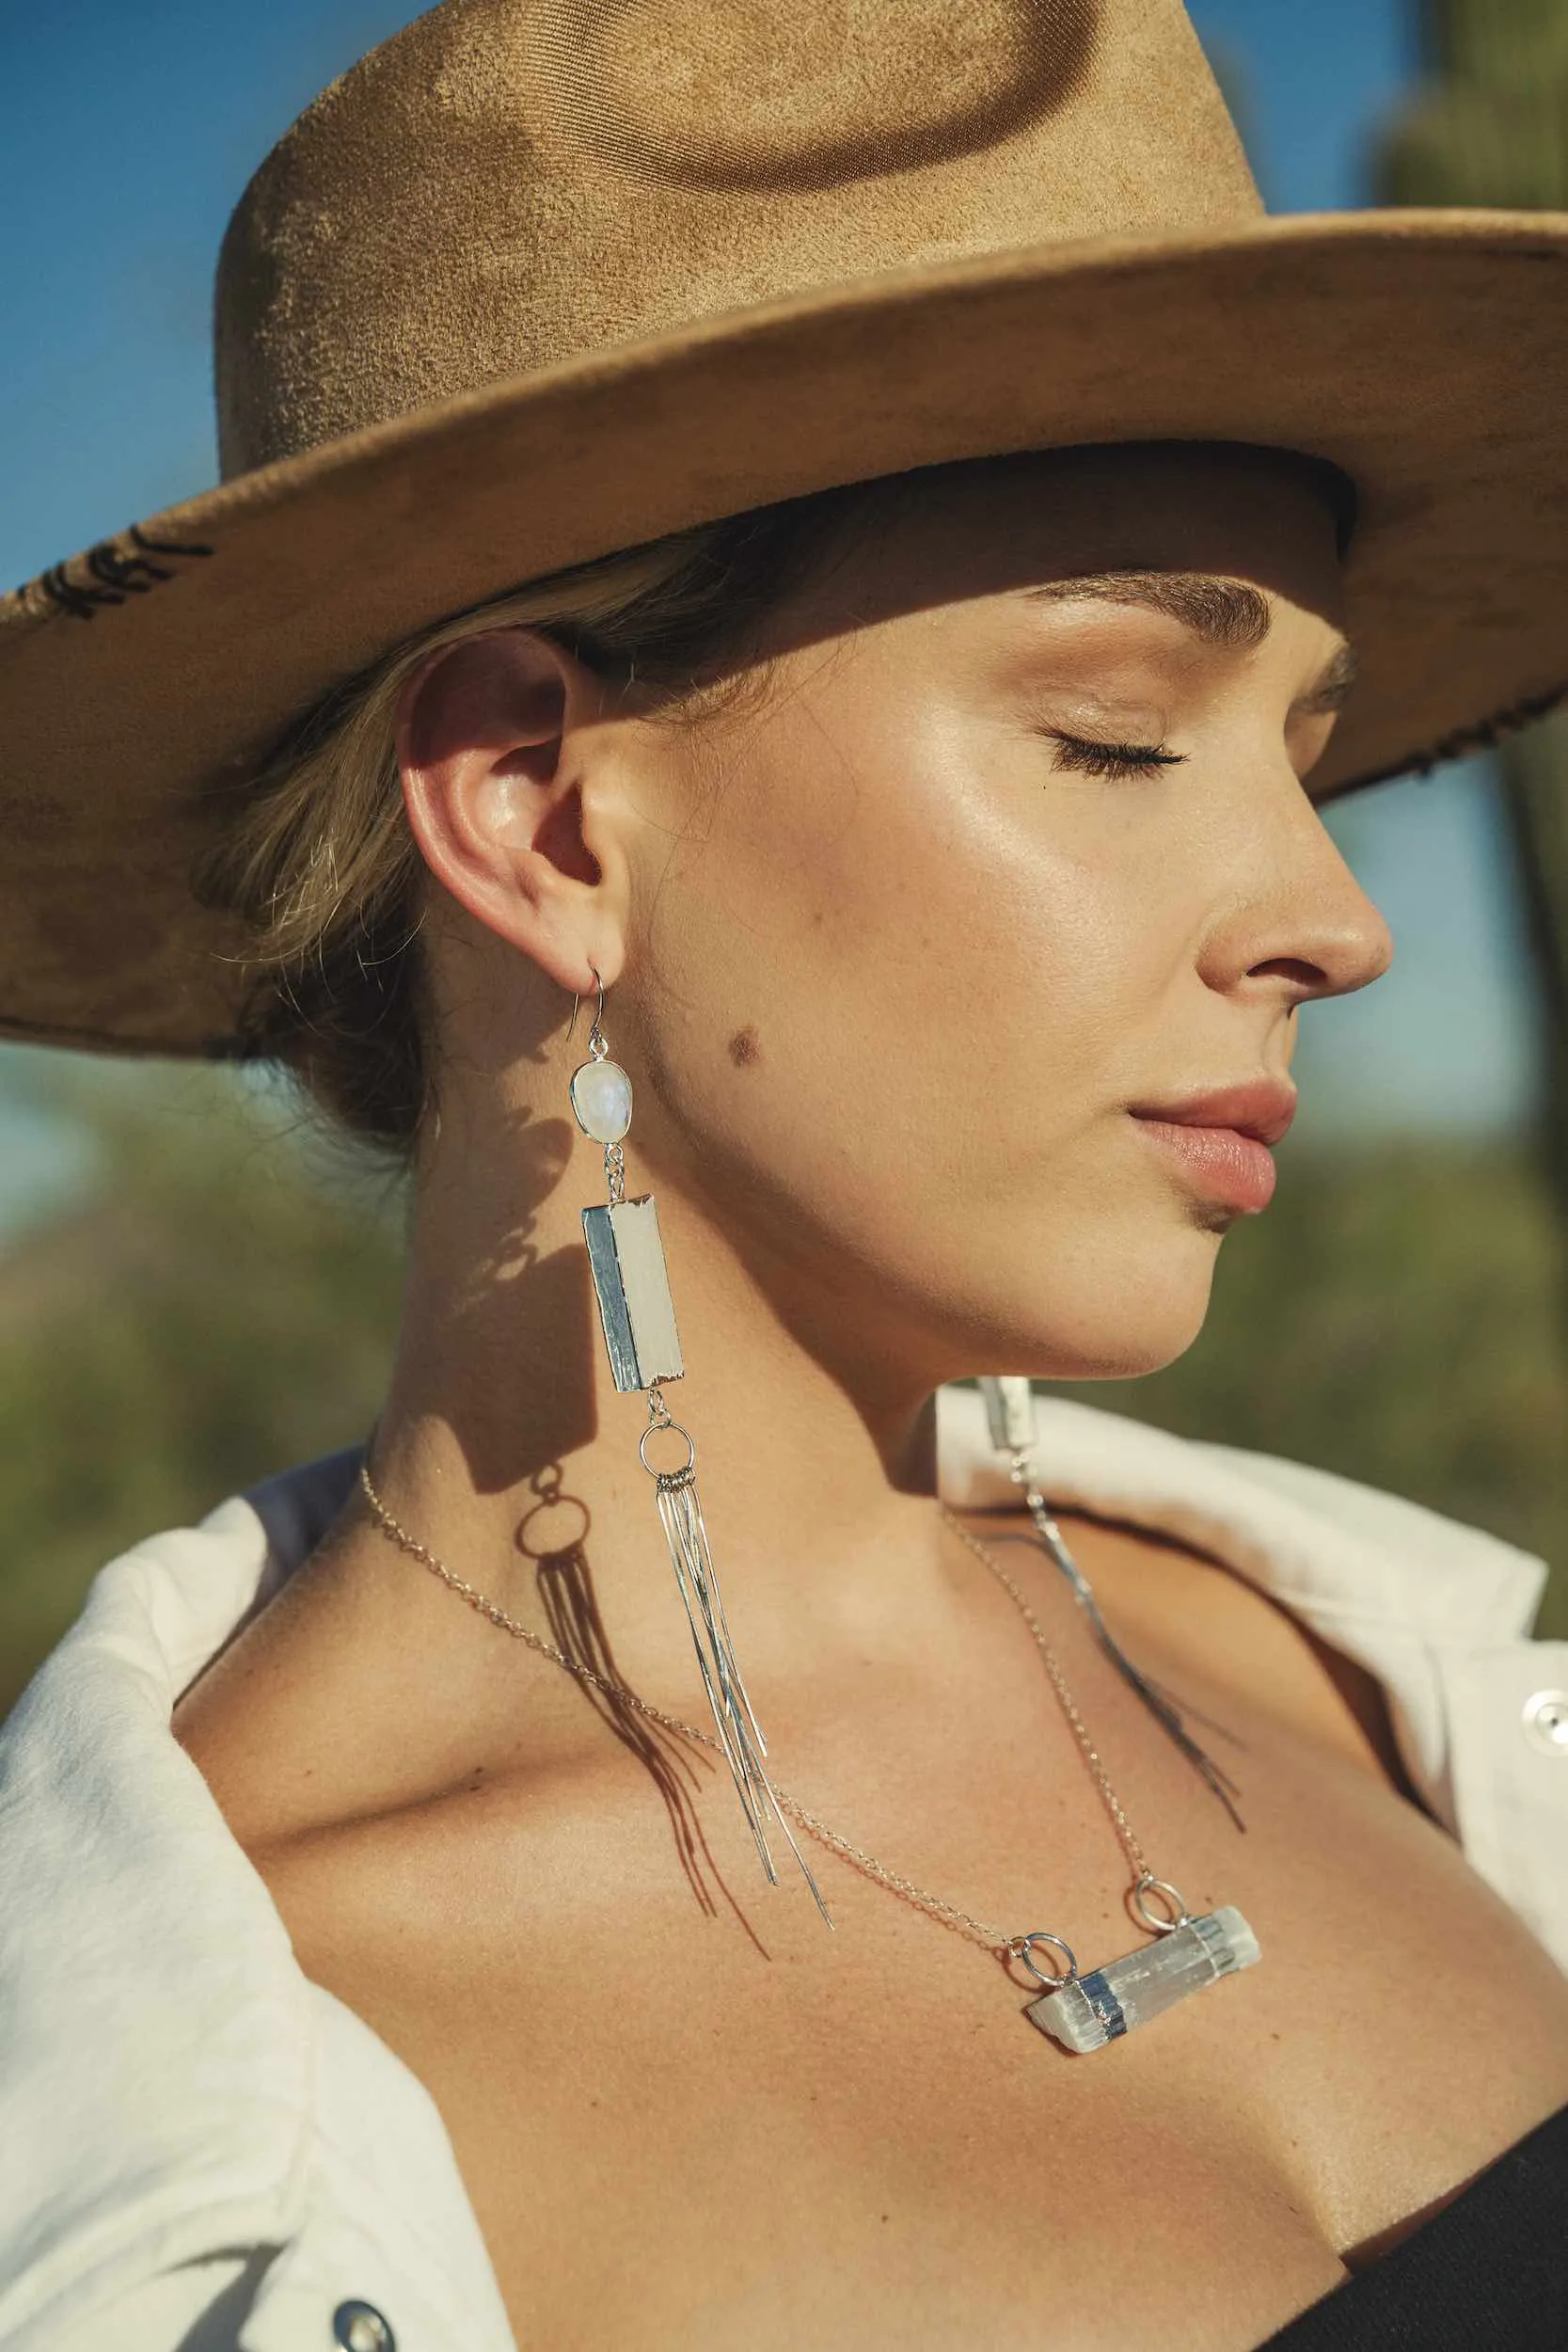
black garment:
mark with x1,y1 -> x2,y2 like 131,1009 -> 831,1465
1256,2100 -> 1568,2348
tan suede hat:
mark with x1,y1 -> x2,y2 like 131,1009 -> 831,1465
4,0 -> 1568,1060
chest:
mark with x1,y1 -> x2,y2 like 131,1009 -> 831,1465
269,1603 -> 1568,2352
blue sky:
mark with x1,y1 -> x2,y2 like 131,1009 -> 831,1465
0,1 -> 1544,1227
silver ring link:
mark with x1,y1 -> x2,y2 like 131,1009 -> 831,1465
1014,1931 -> 1078,1988
1131,1873 -> 1190,1933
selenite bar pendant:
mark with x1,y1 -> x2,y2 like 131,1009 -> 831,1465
582,1195 -> 685,1392
1027,1907 -> 1260,2054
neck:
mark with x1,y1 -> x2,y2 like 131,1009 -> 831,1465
348,1099 -> 973,1719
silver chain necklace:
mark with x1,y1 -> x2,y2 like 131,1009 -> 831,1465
355,1400 -> 1260,2054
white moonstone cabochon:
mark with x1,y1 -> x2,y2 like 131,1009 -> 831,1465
570,1058 -> 633,1142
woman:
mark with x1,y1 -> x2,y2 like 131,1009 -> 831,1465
1,1 -> 1566,2346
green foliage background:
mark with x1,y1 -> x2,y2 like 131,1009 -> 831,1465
1,1046 -> 1562,1720
0,1060 -> 407,1711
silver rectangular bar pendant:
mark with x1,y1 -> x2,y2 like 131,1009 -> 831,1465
980,1375 -> 1037,1456
1026,1907 -> 1260,2054
582,1195 -> 685,1392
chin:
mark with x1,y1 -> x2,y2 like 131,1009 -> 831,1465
976,1237 -> 1220,1384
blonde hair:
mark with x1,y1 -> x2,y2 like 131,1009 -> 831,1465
192,488 -> 869,1162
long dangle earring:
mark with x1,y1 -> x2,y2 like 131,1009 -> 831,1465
975,1377 -> 1249,1830
567,965 -> 833,1924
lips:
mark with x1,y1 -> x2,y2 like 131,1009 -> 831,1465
1132,1080 -> 1298,1147
1127,1080 -> 1297,1214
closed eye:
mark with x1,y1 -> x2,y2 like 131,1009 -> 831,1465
1047,732 -> 1188,780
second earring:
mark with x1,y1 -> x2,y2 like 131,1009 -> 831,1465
567,965 -> 832,1922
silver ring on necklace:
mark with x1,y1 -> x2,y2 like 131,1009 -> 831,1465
1013,1931 -> 1078,1988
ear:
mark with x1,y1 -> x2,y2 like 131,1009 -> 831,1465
396,626 -> 627,997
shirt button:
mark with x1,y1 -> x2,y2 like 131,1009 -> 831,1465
333,2303 -> 396,2352
1522,1689 -> 1568,1756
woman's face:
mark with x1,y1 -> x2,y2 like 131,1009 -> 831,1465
531,447 -> 1391,1385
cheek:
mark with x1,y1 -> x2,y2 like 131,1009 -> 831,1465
640,701 -> 1191,1244
634,709 -> 1221,1379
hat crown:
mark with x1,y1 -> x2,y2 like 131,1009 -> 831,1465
215,0 -> 1259,477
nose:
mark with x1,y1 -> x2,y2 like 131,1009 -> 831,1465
1199,784 -> 1394,1009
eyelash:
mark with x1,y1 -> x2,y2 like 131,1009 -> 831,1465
1047,731 -> 1187,780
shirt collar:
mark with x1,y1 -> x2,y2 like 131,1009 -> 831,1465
939,1383 -> 1546,1648
0,1439 -> 506,2347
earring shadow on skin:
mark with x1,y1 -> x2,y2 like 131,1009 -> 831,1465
427,1057 -> 775,1947
519,1497 -> 771,1950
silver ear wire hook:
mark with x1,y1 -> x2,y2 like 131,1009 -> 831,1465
567,962 -> 605,1052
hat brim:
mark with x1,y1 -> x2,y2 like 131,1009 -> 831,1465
4,207 -> 1567,1059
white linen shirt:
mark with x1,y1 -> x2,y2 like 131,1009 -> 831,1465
1,1383 -> 1564,2352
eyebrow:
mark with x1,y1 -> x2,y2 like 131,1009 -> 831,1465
1022,570 -> 1357,713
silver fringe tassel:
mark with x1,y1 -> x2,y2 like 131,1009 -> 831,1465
653,1462 -> 834,1925
976,1378 -> 1249,1830
1015,1486 -> 1248,1830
